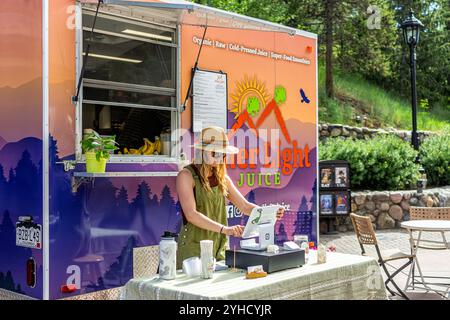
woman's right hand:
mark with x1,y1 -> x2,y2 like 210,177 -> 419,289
223,225 -> 244,237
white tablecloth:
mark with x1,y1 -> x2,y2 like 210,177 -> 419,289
122,252 -> 387,300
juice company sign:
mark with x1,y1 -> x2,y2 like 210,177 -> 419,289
226,76 -> 312,188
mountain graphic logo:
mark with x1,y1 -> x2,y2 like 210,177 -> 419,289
229,75 -> 291,144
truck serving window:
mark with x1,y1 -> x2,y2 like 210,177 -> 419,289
78,9 -> 177,159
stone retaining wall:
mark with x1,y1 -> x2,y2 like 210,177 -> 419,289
319,123 -> 434,142
330,187 -> 450,232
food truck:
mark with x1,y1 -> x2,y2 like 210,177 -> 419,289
0,0 -> 318,299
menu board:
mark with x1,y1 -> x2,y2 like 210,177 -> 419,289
192,69 -> 228,132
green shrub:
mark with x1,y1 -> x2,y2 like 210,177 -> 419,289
419,129 -> 450,187
319,135 -> 420,190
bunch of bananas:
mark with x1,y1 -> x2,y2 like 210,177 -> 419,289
121,137 -> 161,155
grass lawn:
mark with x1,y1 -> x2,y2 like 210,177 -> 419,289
318,65 -> 449,132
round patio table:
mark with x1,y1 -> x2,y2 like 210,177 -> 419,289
401,220 -> 450,298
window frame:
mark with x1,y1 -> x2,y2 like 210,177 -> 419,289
75,5 -> 181,163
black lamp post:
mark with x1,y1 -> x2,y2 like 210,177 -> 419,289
401,9 -> 426,193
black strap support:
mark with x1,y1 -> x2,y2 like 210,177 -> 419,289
72,0 -> 103,103
180,25 -> 208,112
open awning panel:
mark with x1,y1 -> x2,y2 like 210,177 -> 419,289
80,0 -> 317,38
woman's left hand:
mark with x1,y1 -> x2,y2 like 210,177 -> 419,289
276,207 -> 285,221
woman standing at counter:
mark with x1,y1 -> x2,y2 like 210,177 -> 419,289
176,126 -> 284,267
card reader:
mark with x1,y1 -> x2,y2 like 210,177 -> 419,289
283,241 -> 301,251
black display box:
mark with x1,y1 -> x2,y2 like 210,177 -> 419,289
225,249 -> 305,273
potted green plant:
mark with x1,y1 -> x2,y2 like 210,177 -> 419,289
81,129 -> 118,173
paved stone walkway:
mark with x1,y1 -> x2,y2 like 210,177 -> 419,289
321,229 -> 450,300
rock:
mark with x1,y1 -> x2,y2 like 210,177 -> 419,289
388,205 -> 403,220
374,192 -> 390,202
364,134 -> 370,140
355,210 -> 367,217
351,131 -> 358,138
322,124 -> 328,131
380,202 -> 390,211
342,127 -> 350,137
365,201 -> 376,212
372,223 -> 377,230
330,128 -> 342,137
390,193 -> 403,204
351,202 -> 358,212
373,209 -> 380,217
369,214 -> 376,223
321,130 -> 330,137
421,195 -> 434,207
354,194 -> 366,205
355,127 -> 363,134
400,200 -> 410,211
357,133 -> 364,139
337,225 -> 347,232
377,212 -> 395,229
403,193 -> 412,200
409,197 -> 419,206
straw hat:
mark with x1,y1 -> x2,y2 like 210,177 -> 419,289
193,126 -> 239,154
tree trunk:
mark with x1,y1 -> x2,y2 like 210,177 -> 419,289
325,0 -> 334,98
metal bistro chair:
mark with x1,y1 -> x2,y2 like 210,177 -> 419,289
409,207 -> 450,249
350,213 -> 415,300
408,207 -> 450,295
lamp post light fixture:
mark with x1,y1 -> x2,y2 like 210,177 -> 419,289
400,9 -> 427,193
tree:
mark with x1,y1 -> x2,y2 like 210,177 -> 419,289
4,271 -> 15,292
298,195 -> 309,212
310,179 -> 317,214
0,210 -> 15,241
391,0 -> 450,107
276,223 -> 288,245
116,186 -> 130,225
325,0 -> 335,97
158,185 -> 177,235
0,164 -> 6,211
131,181 -> 152,228
104,236 -> 138,285
15,150 -> 40,215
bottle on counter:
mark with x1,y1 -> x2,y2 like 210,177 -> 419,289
317,242 -> 327,264
159,231 -> 177,280
300,242 -> 309,263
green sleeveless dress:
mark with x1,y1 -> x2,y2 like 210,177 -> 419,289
177,164 -> 228,269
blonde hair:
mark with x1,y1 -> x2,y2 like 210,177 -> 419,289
194,150 -> 229,197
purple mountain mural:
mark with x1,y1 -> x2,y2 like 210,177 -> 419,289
0,136 -> 6,150
0,137 -> 42,175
